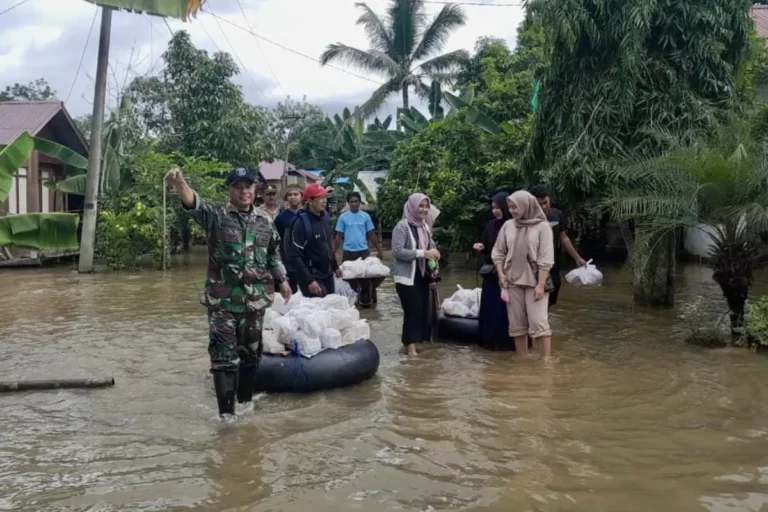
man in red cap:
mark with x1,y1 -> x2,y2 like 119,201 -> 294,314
284,182 -> 342,296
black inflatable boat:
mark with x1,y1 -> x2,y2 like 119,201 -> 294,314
253,339 -> 380,393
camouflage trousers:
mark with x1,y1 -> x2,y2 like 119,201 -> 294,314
207,309 -> 264,373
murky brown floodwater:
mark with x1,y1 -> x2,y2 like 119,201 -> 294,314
2,253 -> 768,512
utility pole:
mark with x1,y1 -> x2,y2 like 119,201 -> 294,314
78,6 -> 113,273
279,114 -> 304,193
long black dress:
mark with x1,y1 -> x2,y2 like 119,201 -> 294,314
478,194 -> 514,351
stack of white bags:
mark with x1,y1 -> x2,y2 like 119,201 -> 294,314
339,257 -> 391,279
262,290 -> 371,358
440,285 -> 482,318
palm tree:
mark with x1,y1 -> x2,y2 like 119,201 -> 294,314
320,0 -> 468,120
603,119 -> 768,335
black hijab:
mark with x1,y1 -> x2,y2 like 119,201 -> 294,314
481,191 -> 512,257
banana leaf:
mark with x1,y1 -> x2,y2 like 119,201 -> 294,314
466,107 -> 501,135
44,175 -> 87,195
0,132 -> 33,203
443,91 -> 468,111
32,137 -> 89,169
0,213 -> 80,250
84,0 -> 204,21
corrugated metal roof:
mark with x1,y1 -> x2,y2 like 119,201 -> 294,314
0,101 -> 64,144
259,159 -> 295,181
752,5 -> 768,39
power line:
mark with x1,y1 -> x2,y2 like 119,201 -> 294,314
205,5 -> 268,101
0,0 -> 32,17
235,0 -> 287,97
65,5 -> 99,103
206,12 -> 384,85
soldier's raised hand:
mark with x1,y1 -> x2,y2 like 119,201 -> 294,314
165,167 -> 185,188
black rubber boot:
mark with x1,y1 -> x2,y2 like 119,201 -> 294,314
236,365 -> 256,404
212,371 -> 237,416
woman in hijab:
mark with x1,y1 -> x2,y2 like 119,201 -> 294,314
391,193 -> 441,356
473,192 -> 514,350
491,190 -> 555,357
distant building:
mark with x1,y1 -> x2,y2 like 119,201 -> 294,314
258,160 -> 322,195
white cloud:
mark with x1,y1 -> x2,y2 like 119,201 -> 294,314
0,0 -> 525,119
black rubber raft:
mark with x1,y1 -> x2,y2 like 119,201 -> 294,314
253,339 -> 380,393
436,314 -> 480,343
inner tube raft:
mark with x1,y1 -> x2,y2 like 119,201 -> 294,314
253,339 -> 380,393
436,314 -> 480,343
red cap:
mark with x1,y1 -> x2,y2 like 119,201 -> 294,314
304,182 -> 328,199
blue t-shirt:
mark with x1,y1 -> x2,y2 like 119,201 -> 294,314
335,210 -> 374,252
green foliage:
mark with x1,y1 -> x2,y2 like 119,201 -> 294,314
0,213 -> 80,251
0,79 -> 56,101
95,149 -> 229,269
96,202 -> 166,270
83,0 -> 204,21
127,31 -> 273,166
745,295 -> 768,347
0,132 -> 81,250
525,0 -> 753,205
320,0 -> 469,117
604,118 -> 768,327
377,115 -> 528,250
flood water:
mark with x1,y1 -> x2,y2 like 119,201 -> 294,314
2,254 -> 768,512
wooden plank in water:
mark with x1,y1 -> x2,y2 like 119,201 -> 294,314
0,378 -> 115,392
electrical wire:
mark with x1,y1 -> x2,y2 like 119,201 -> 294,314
205,4 -> 268,100
235,0 -> 287,97
206,12 -> 384,85
0,0 -> 32,17
65,5 -> 99,103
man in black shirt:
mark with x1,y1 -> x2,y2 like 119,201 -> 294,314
285,182 -> 342,296
530,185 -> 587,306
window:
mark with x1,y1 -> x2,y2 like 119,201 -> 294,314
17,169 -> 27,214
8,167 -> 28,214
41,171 -> 51,213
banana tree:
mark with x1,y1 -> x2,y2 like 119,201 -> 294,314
77,0 -> 206,272
442,86 -> 501,135
0,132 -> 83,251
45,95 -> 131,196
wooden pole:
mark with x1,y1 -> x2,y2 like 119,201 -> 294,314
0,378 -> 115,392
78,6 -> 113,273
162,176 -> 167,269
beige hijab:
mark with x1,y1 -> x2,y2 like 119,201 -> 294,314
506,190 -> 547,281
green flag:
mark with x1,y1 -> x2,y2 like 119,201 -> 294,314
530,79 -> 541,112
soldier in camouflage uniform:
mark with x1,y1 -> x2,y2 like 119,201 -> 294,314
166,166 -> 292,417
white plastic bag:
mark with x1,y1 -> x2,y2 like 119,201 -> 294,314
271,316 -> 295,345
334,278 -> 356,297
450,285 -> 479,308
263,329 -> 289,355
320,294 -> 350,311
320,328 -> 343,349
297,311 -> 330,339
366,263 -> 391,277
326,308 -> 355,331
565,259 -> 603,287
269,293 -> 289,315
341,320 -> 370,345
263,308 -> 281,331
295,330 -> 323,358
441,299 -> 471,318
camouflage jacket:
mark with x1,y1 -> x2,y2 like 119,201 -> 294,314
184,192 -> 287,314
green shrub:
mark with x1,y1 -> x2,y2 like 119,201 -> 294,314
745,295 -> 768,348
96,201 -> 169,270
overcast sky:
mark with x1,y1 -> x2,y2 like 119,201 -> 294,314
0,0 -> 525,120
